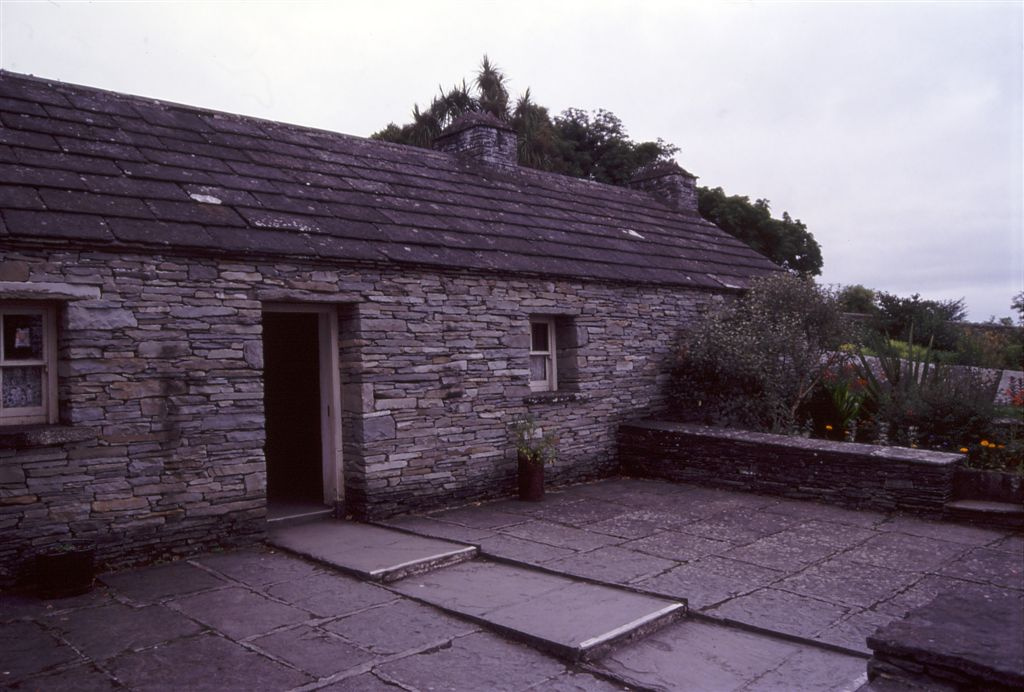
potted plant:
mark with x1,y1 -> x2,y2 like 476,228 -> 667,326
34,539 -> 96,599
512,416 -> 557,501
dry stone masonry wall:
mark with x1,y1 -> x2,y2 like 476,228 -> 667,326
620,421 -> 960,514
0,248 -> 709,584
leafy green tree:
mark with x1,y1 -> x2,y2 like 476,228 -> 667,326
696,187 -> 822,276
511,90 -> 563,171
874,292 -> 966,351
1013,291 -> 1024,325
838,284 -> 877,314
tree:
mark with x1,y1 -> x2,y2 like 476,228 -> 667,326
838,284 -> 876,314
1013,291 -> 1024,325
374,57 -> 821,274
874,292 -> 967,351
372,57 -> 677,183
696,187 -> 823,276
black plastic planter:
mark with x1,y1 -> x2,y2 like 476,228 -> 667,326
517,453 -> 545,501
35,541 -> 96,599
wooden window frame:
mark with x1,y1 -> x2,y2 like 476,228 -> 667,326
0,303 -> 58,426
529,318 -> 557,392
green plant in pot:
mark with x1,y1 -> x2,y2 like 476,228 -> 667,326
512,416 -> 557,501
35,539 -> 96,599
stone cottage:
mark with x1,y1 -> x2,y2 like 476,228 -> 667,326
0,71 -> 779,582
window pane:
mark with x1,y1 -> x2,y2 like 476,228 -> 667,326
531,322 -> 549,352
3,313 -> 44,361
529,354 -> 548,381
1,366 -> 44,408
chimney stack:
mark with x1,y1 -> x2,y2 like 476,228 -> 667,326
434,112 -> 518,167
628,161 -> 699,212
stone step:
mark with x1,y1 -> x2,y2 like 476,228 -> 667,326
598,617 -> 868,691
391,559 -> 685,661
866,589 -> 1024,691
945,500 -> 1024,529
268,520 -> 477,583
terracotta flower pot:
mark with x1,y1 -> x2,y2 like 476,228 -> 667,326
517,452 -> 545,501
35,541 -> 95,599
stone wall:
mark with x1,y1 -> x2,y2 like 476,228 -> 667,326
1,248 -> 712,584
619,421 -> 960,514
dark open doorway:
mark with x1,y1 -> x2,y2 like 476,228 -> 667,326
263,311 -> 324,516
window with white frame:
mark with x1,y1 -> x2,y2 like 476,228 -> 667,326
529,318 -> 557,392
0,304 -> 57,425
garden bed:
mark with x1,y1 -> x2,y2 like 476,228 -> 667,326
619,421 -> 961,514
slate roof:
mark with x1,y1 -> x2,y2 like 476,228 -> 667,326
0,71 -> 780,289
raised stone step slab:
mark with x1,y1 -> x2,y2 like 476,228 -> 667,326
598,617 -> 868,691
946,500 -> 1024,529
268,521 -> 476,583
867,588 -> 1024,690
392,560 -> 685,661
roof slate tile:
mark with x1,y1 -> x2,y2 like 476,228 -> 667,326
0,185 -> 46,210
107,217 -> 211,248
39,189 -> 155,219
0,96 -> 47,117
118,160 -> 217,184
16,148 -> 122,176
3,209 -> 113,241
143,198 -> 247,227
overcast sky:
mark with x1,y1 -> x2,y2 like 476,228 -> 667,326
1,0 -> 1021,320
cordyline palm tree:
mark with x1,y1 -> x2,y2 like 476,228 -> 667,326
512,89 -> 561,171
476,55 -> 510,119
375,56 -> 519,148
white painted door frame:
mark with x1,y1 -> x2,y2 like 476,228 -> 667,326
262,303 -> 343,506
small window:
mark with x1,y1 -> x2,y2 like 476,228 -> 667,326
529,319 -> 557,392
0,304 -> 57,425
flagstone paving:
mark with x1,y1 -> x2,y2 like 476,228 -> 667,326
0,549 -> 621,691
387,479 -> 1022,654
1,477 -> 1020,690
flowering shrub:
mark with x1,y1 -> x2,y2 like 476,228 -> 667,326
670,274 -> 845,433
962,433 -> 1023,473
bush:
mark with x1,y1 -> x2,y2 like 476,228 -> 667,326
955,326 -> 1024,370
854,329 -> 1002,450
670,274 -> 846,433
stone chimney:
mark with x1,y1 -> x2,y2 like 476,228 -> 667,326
434,112 -> 518,167
628,161 -> 699,212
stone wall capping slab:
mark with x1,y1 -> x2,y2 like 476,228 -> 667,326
0,281 -> 101,301
523,392 -> 590,405
0,424 -> 97,449
256,289 -> 363,303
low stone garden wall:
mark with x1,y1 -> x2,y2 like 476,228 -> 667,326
953,467 -> 1024,504
619,421 -> 961,514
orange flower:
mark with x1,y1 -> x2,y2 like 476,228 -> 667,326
980,440 -> 991,447
959,447 -> 969,453
825,424 -> 833,431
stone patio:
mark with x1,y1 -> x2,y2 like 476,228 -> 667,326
1,478 -> 1020,691
386,479 -> 1022,654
